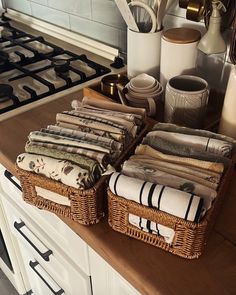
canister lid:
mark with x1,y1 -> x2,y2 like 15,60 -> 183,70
162,28 -> 201,44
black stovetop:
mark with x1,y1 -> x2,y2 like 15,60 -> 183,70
0,14 -> 111,114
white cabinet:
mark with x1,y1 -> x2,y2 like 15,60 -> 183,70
0,164 -> 140,295
2,194 -> 92,295
89,247 -> 140,295
0,165 -> 92,295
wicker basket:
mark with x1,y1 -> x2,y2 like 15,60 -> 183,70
16,122 -> 151,225
108,162 -> 234,259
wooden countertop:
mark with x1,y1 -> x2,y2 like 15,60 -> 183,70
0,92 -> 236,295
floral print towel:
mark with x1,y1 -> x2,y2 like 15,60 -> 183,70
25,142 -> 103,180
16,153 -> 94,189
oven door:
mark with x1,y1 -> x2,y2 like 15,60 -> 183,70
0,224 -> 13,272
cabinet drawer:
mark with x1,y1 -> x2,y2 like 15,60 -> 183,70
2,194 -> 91,294
0,165 -> 90,276
18,242 -> 91,295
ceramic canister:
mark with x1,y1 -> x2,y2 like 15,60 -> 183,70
164,75 -> 209,128
218,65 -> 236,139
127,28 -> 162,80
160,28 -> 201,89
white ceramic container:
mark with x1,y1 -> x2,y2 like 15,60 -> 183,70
160,28 -> 201,89
218,65 -> 236,139
127,28 -> 162,80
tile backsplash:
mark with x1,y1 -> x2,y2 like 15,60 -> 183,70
4,0 -> 234,95
5,0 -> 127,53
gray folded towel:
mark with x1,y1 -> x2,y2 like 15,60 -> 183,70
147,130 -> 233,159
142,136 -> 230,167
152,122 -> 236,154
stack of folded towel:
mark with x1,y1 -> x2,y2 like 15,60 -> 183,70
16,96 -> 146,190
109,122 -> 235,244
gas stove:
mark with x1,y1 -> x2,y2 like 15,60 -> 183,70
0,15 -> 113,116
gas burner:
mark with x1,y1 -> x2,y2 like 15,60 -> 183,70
0,19 -> 112,115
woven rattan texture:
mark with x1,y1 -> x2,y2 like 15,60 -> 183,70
108,162 -> 234,259
16,122 -> 151,225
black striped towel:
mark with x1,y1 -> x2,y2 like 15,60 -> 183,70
109,173 -> 203,222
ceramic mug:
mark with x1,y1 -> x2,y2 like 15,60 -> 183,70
164,75 -> 209,128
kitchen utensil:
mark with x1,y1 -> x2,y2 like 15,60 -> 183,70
164,75 -> 209,128
114,0 -> 139,32
179,0 -> 189,8
130,73 -> 156,90
101,74 -> 129,102
186,0 -> 205,22
117,84 -> 129,106
124,74 -> 163,116
128,1 -> 157,33
127,82 -> 162,96
156,0 -> 168,31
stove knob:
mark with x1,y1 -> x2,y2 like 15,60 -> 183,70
52,59 -> 70,74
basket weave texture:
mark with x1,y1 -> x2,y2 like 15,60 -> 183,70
16,123 -> 151,225
108,162 -> 234,259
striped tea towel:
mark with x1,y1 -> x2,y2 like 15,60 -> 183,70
109,173 -> 203,222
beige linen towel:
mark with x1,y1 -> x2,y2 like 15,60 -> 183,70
46,125 -> 123,151
135,144 -> 224,174
28,131 -> 111,154
128,155 -> 221,186
56,121 -> 124,142
64,110 -> 138,138
56,113 -> 126,137
81,96 -> 146,118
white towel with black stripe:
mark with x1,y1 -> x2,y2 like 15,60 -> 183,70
109,173 -> 203,222
128,213 -> 175,244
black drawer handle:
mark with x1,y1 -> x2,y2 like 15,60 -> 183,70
29,260 -> 64,295
4,170 -> 22,191
14,221 -> 53,262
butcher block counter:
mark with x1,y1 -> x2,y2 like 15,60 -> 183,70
0,90 -> 236,295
